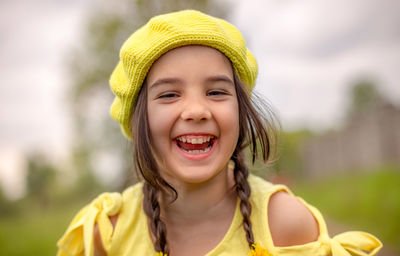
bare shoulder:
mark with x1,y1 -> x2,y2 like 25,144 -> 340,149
267,191 -> 319,247
94,214 -> 119,256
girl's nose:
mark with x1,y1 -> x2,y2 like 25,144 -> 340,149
181,97 -> 212,122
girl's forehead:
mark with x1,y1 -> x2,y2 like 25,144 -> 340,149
146,45 -> 233,82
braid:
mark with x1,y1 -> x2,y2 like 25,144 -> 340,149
143,183 -> 169,255
133,81 -> 175,254
230,72 -> 277,247
232,152 -> 255,248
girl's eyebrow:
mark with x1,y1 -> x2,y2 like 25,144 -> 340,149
206,75 -> 234,85
149,77 -> 182,90
149,74 -> 234,89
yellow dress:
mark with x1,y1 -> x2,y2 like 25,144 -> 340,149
57,175 -> 382,256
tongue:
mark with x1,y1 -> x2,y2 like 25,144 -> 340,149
178,141 -> 209,151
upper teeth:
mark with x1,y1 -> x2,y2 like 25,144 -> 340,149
176,136 -> 214,144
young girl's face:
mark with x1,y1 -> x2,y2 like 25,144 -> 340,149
146,45 -> 239,186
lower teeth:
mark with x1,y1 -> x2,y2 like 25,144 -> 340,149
181,146 -> 211,154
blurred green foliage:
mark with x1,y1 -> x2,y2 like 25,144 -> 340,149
26,154 -> 57,208
0,190 -> 17,217
249,129 -> 313,180
0,153 -> 105,256
348,79 -> 381,115
274,130 -> 313,175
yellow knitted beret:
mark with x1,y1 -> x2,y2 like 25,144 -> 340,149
110,10 -> 258,139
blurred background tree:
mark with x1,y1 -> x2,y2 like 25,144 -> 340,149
348,79 -> 381,115
0,188 -> 17,217
26,154 -> 56,208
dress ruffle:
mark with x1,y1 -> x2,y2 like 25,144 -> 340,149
57,192 -> 122,256
330,231 -> 382,256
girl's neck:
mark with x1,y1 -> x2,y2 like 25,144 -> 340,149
160,168 -> 237,223
156,169 -> 238,256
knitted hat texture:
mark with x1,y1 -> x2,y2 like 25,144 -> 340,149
109,10 -> 258,139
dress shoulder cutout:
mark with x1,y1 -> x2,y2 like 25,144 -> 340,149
267,191 -> 319,246
57,183 -> 143,256
247,175 -> 382,256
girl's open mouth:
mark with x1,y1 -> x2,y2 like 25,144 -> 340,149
174,135 -> 216,159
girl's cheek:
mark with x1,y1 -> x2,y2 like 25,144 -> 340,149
148,103 -> 179,133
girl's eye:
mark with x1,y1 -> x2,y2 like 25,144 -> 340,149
207,90 -> 228,96
158,92 -> 179,99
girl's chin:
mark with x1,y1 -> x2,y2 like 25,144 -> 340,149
164,164 -> 228,185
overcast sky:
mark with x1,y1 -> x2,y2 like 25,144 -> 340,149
0,0 -> 92,198
0,0 -> 91,155
232,0 -> 400,130
1,0 -> 399,197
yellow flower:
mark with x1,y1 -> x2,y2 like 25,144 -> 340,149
155,244 -> 270,256
248,243 -> 272,256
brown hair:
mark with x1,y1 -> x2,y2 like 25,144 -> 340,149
131,72 -> 277,254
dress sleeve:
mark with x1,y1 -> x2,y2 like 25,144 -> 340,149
56,192 -> 123,256
330,231 -> 382,256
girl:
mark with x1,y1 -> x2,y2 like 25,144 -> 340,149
57,10 -> 382,256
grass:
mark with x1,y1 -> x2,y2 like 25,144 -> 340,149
0,199 -> 87,256
292,166 -> 400,252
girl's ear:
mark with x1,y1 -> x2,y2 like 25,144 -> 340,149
267,191 -> 319,247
